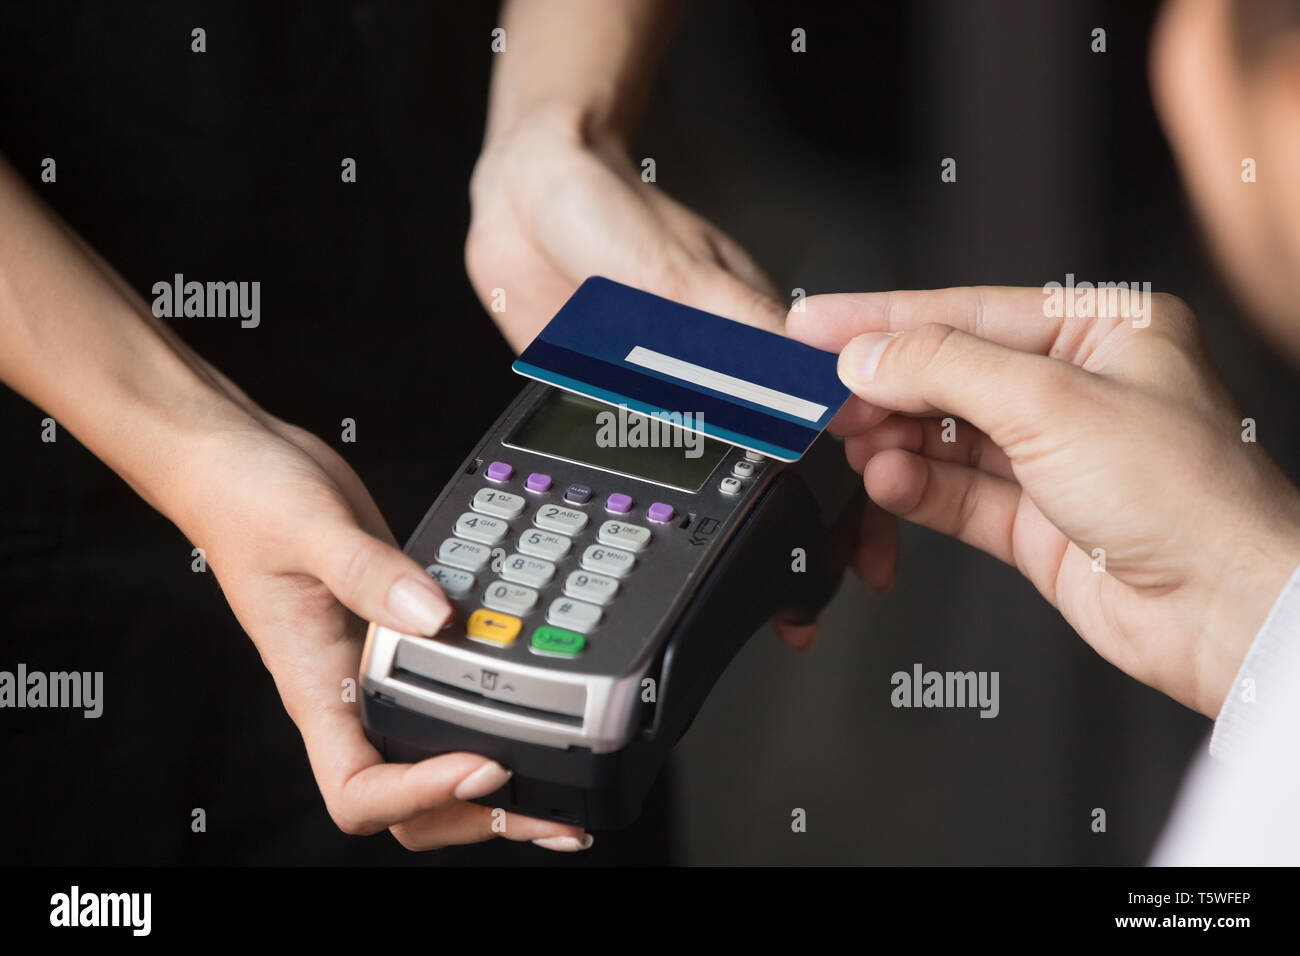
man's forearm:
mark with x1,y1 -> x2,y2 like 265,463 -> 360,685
485,0 -> 682,144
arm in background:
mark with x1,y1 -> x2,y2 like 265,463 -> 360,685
0,153 -> 588,852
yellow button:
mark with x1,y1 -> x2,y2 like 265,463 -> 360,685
466,608 -> 522,646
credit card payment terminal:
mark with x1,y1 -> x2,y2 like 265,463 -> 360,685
360,279 -> 863,829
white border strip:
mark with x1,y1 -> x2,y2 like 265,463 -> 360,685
624,346 -> 826,422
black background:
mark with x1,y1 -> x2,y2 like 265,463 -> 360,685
1,1 -> 1296,865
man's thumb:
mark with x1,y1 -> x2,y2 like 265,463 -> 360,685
837,324 -> 1082,447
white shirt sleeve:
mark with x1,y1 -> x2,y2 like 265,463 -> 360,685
1152,563 -> 1300,865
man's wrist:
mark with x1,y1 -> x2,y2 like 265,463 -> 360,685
1208,558 -> 1300,758
1199,522 -> 1300,715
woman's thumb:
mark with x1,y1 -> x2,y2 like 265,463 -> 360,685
310,520 -> 452,636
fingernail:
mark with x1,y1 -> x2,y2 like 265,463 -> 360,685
532,834 -> 595,852
840,332 -> 899,386
453,760 -> 513,801
782,626 -> 817,652
388,576 -> 451,636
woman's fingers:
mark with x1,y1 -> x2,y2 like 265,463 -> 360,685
775,618 -> 820,652
678,258 -> 788,333
328,751 -> 509,835
852,495 -> 900,595
465,210 -> 577,352
294,685 -> 591,849
273,563 -> 589,851
390,802 -> 592,852
286,665 -> 490,836
775,496 -> 899,650
703,225 -> 784,304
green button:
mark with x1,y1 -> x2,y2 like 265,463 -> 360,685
531,625 -> 586,657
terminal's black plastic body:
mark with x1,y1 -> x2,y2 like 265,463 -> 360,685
363,423 -> 862,830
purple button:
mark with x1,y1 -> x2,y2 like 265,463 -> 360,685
525,473 -> 552,493
647,502 -> 675,523
565,483 -> 593,505
605,493 -> 633,514
485,461 -> 512,482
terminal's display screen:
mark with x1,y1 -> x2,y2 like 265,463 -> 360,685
505,390 -> 728,492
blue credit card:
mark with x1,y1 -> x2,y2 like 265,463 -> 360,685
512,277 -> 849,461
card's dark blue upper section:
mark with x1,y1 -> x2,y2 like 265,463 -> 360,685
512,277 -> 849,461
